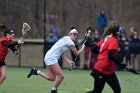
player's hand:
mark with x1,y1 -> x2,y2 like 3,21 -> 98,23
14,51 -> 18,55
18,39 -> 24,44
81,43 -> 85,48
70,61 -> 75,66
120,62 -> 127,69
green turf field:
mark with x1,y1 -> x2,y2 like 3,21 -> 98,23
0,67 -> 140,93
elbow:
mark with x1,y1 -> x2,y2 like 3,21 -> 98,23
74,51 -> 80,56
108,55 -> 114,60
75,53 -> 79,56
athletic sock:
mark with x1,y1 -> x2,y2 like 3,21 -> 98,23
37,70 -> 41,75
52,87 -> 56,90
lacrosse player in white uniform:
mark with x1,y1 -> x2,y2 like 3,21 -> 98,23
27,27 -> 85,93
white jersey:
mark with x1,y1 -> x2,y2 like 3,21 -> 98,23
44,36 -> 75,66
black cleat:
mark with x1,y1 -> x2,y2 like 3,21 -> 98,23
27,66 -> 38,78
86,90 -> 94,93
51,90 -> 57,93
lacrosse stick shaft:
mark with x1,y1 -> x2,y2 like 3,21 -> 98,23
69,64 -> 74,71
69,41 -> 85,71
16,36 -> 23,50
126,67 -> 139,74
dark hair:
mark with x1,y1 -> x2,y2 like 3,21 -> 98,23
101,20 -> 120,39
68,25 -> 75,33
0,24 -> 11,35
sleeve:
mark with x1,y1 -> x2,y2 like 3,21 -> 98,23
96,39 -> 103,47
1,40 -> 18,48
108,50 -> 120,64
91,45 -> 99,55
67,37 -> 75,46
108,49 -> 126,68
1,40 -> 18,52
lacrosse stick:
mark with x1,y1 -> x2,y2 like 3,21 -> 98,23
21,22 -> 31,38
126,67 -> 139,74
69,26 -> 95,71
17,23 -> 31,50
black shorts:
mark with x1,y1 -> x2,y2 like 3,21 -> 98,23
90,69 -> 115,79
0,61 -> 6,67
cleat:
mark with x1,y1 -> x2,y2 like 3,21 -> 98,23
51,90 -> 57,93
27,66 -> 38,78
86,91 -> 94,93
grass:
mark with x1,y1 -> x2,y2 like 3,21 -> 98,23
0,67 -> 140,93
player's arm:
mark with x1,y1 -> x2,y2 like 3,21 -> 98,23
91,45 -> 99,55
1,40 -> 18,48
1,40 -> 18,53
108,49 -> 126,68
61,53 -> 75,65
70,44 -> 85,56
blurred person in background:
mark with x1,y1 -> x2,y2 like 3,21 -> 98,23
83,34 -> 94,69
117,35 -> 131,69
47,27 -> 62,43
0,24 -> 24,85
83,29 -> 100,70
86,21 -> 127,93
90,30 -> 100,69
96,9 -> 107,37
46,27 -> 63,68
129,28 -> 140,69
27,26 -> 85,93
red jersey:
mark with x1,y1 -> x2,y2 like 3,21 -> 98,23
0,36 -> 13,61
94,36 -> 118,74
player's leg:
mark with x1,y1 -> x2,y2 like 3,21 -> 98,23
0,65 -> 6,85
37,66 -> 56,81
107,74 -> 121,93
49,63 -> 64,92
86,78 -> 105,93
27,66 -> 56,81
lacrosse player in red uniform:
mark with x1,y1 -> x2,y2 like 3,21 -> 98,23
0,24 -> 24,85
86,21 -> 127,93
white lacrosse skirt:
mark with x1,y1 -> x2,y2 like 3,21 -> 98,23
44,36 -> 74,66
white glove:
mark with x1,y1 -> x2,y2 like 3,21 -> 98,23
18,39 -> 24,44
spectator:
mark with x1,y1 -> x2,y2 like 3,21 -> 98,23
83,30 -> 100,70
96,9 -> 107,37
90,30 -> 100,69
47,27 -> 61,43
119,25 -> 126,38
83,35 -> 94,69
129,29 -> 140,68
117,35 -> 131,69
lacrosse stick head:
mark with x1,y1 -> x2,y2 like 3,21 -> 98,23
85,27 -> 95,38
22,23 -> 31,37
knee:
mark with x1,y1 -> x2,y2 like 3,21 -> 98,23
3,76 -> 6,81
0,75 -> 6,81
48,74 -> 64,81
48,76 -> 56,81
58,74 -> 64,80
